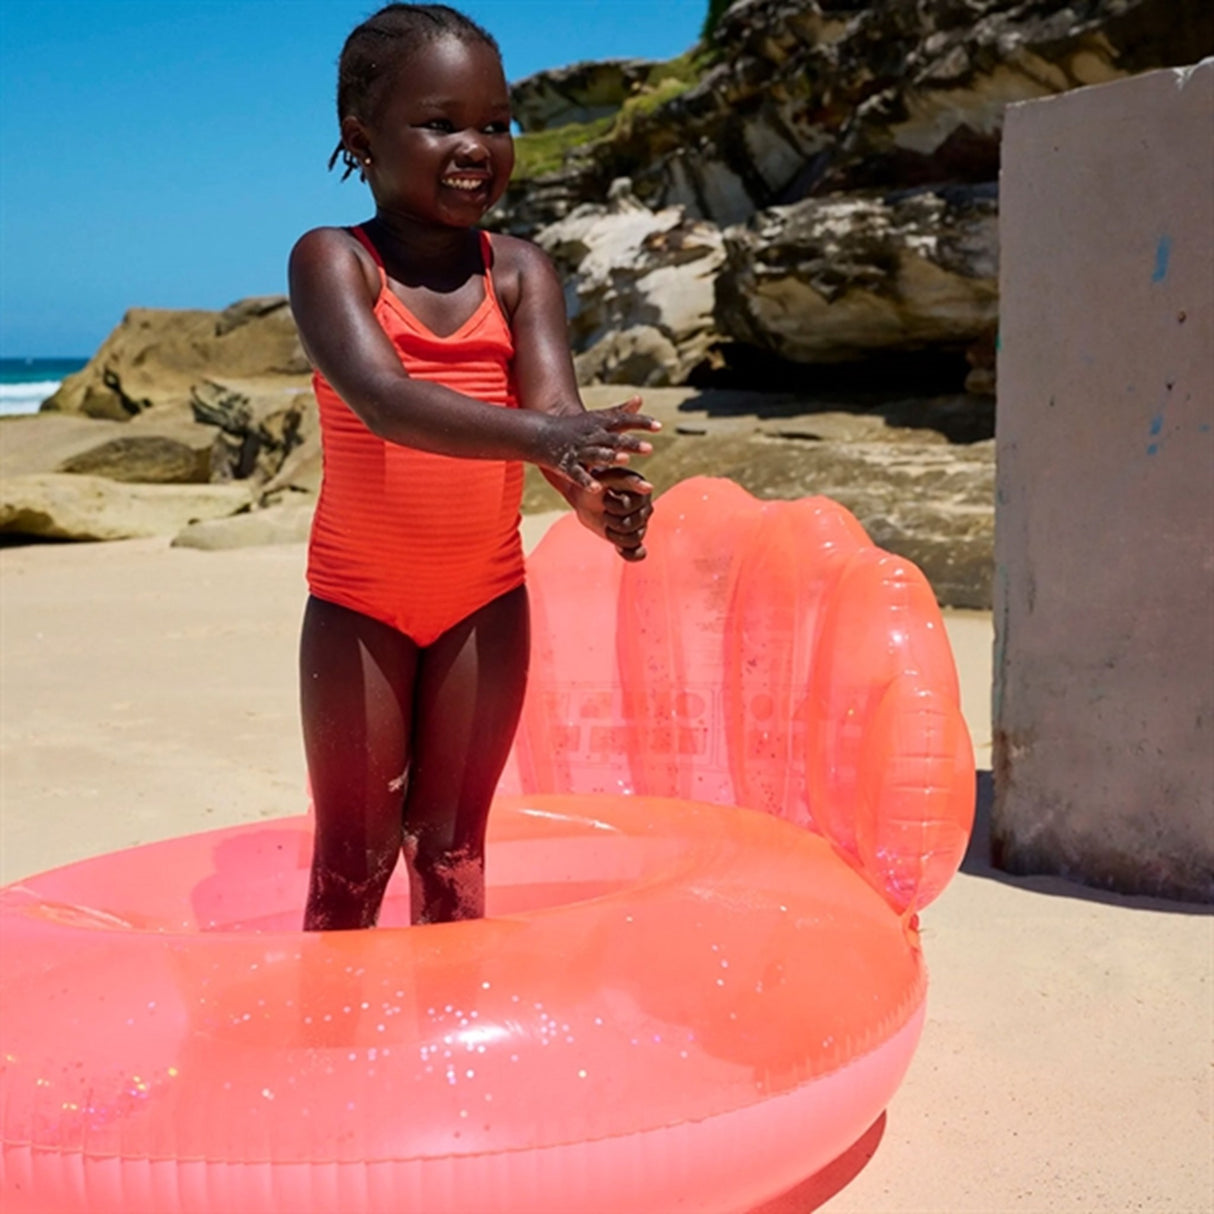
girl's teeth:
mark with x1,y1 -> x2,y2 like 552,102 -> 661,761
443,178 -> 484,191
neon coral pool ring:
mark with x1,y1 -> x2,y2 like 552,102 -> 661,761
3,795 -> 924,1214
0,479 -> 974,1213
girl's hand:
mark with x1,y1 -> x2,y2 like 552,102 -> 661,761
570,467 -> 655,561
538,396 -> 660,492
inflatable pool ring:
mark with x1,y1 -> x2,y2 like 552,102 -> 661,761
4,796 -> 926,1213
0,479 -> 974,1213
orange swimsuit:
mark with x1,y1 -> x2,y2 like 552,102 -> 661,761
307,227 -> 525,646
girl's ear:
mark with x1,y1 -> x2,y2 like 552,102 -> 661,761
340,115 -> 372,166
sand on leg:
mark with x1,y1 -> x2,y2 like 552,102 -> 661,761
402,584 -> 530,923
300,595 -> 419,930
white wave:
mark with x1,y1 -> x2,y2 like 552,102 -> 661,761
0,380 -> 62,415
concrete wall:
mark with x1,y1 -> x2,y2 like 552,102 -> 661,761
993,61 -> 1214,901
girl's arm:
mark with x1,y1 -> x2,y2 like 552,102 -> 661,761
288,227 -> 655,493
502,236 -> 658,559
498,236 -> 589,420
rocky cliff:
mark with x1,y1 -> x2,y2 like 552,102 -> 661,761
495,0 -> 1212,388
44,297 -> 309,419
4,300 -> 315,545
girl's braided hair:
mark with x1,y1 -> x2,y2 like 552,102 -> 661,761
329,3 -> 502,179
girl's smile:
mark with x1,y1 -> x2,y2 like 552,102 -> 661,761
347,36 -> 514,231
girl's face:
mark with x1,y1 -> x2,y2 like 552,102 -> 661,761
353,36 -> 514,228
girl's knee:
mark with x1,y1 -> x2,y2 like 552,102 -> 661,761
403,832 -> 485,924
312,831 -> 400,880
304,841 -> 399,930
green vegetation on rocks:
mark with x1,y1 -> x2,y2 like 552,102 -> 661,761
512,115 -> 616,180
511,50 -> 708,183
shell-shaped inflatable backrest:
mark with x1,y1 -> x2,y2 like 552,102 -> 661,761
615,478 -> 764,803
855,676 -> 975,913
722,497 -> 870,830
507,507 -> 624,795
805,549 -> 960,858
512,477 -> 974,911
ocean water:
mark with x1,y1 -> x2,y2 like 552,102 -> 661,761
0,358 -> 88,416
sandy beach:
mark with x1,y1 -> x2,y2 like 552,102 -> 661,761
1,529 -> 1210,1212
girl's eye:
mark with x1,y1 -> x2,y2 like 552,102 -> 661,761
484,122 -> 511,135
422,119 -> 455,132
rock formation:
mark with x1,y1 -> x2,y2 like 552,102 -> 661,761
717,182 -> 998,363
2,302 -> 314,543
0,475 -> 250,542
506,0 -> 1211,227
535,180 -> 725,385
58,435 -> 214,485
511,59 -> 658,132
188,379 -> 314,484
43,298 -> 308,419
522,385 -> 996,608
172,502 -> 316,551
494,0 -> 1212,387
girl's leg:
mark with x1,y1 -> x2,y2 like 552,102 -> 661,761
301,596 -> 420,930
402,584 -> 530,923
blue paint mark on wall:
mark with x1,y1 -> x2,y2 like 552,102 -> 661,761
1152,235 -> 1172,283
1148,404 -> 1166,455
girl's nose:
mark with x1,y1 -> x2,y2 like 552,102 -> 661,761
455,132 -> 490,164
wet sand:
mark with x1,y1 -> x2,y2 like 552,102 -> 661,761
1,530 -> 1209,1212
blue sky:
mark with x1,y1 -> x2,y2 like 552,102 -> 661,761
0,1 -> 707,356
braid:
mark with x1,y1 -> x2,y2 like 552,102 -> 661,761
329,3 -> 502,179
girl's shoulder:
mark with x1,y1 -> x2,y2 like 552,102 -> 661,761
289,226 -> 380,301
482,231 -> 561,320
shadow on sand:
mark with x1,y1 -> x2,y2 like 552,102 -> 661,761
676,384 -> 995,445
746,1114 -> 887,1214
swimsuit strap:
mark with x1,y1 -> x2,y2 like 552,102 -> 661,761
477,229 -> 503,312
349,225 -> 389,292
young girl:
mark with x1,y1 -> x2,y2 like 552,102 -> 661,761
289,3 -> 658,931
